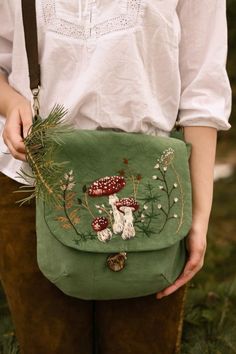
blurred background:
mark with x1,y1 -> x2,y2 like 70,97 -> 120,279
0,1 -> 236,353
181,1 -> 236,352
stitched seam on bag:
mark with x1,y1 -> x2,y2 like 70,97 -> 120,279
161,273 -> 172,285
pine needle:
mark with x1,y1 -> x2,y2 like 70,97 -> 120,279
15,104 -> 74,207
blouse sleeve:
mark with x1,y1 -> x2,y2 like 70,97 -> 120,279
0,1 -> 14,77
176,0 -> 232,131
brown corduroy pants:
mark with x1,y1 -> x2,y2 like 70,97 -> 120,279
0,171 -> 187,354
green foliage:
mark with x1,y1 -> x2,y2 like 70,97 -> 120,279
182,278 -> 236,354
14,104 -> 73,207
0,288 -> 19,354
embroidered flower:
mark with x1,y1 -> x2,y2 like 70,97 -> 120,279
160,148 -> 175,167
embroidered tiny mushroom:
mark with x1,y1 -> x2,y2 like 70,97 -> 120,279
88,176 -> 126,234
91,216 -> 112,242
115,197 -> 139,240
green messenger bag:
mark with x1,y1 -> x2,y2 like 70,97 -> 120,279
17,106 -> 192,300
19,0 -> 192,300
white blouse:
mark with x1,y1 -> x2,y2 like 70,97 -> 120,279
0,0 -> 232,184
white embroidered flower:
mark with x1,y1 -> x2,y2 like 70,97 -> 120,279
143,205 -> 148,210
163,166 -> 167,172
60,185 -> 67,191
173,183 -> 178,188
173,214 -> 178,218
154,163 -> 160,169
159,185 -> 164,190
141,213 -> 145,218
64,173 -> 69,180
157,204 -> 162,209
69,170 -> 73,175
152,175 -> 157,180
174,197 -> 178,203
160,148 -> 175,166
67,182 -> 76,190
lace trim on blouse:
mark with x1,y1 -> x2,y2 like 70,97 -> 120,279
41,0 -> 146,40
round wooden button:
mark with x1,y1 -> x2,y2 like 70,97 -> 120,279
106,252 -> 127,272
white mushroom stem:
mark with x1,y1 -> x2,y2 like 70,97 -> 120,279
97,228 -> 112,242
109,194 -> 124,234
121,206 -> 135,240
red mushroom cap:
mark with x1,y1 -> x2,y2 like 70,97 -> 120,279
115,197 -> 139,213
88,176 -> 126,197
91,216 -> 109,232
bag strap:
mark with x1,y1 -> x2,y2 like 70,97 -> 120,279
21,0 -> 41,117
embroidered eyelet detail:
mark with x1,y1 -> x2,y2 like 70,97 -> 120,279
41,0 -> 146,40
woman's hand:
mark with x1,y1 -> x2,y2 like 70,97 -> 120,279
2,97 -> 33,162
156,126 -> 217,300
156,219 -> 208,299
0,73 -> 33,161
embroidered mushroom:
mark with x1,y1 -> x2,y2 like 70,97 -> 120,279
88,176 -> 126,234
91,216 -> 112,242
115,197 -> 139,240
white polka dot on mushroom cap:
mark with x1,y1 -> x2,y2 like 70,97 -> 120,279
88,176 -> 126,196
91,216 -> 109,231
115,197 -> 139,211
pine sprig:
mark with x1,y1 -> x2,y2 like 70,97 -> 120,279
14,104 -> 74,207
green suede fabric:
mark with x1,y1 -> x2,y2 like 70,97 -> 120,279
36,130 -> 192,300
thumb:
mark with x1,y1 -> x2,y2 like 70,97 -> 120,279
20,104 -> 33,139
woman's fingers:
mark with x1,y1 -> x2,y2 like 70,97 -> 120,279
5,139 -> 27,161
156,229 -> 207,299
156,254 -> 203,299
3,101 -> 33,161
21,103 -> 33,139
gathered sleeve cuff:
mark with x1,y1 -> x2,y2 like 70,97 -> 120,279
176,0 -> 232,131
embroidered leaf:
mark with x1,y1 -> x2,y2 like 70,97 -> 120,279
61,223 -> 72,230
55,204 -> 64,211
69,209 -> 79,220
55,216 -> 68,223
72,217 -> 80,224
82,185 -> 87,193
65,191 -> 76,201
77,198 -> 82,205
65,200 -> 73,209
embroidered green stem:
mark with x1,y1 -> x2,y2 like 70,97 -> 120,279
170,162 -> 184,232
133,179 -> 141,199
82,192 -> 95,218
63,189 -> 83,237
96,205 -> 113,225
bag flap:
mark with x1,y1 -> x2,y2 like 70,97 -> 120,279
36,130 -> 192,253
